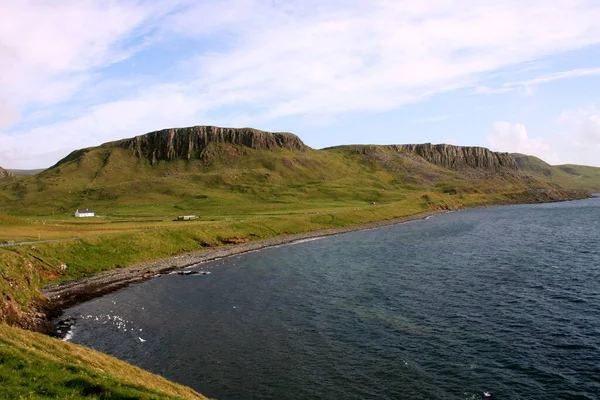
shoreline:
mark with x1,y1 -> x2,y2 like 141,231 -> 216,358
42,210 -> 444,313
40,192 -> 594,327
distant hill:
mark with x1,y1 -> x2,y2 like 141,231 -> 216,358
7,169 -> 46,176
0,125 -> 596,216
511,154 -> 600,192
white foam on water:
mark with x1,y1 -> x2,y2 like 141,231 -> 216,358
62,326 -> 75,341
290,237 -> 326,245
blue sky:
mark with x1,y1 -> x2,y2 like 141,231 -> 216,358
1,0 -> 600,168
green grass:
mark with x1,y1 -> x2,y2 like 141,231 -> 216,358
511,153 -> 600,192
0,324 -> 206,399
5,143 -> 593,218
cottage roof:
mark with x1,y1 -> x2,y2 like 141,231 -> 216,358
76,209 -> 94,213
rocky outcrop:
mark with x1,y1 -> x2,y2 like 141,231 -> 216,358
109,126 -> 308,164
0,166 -> 13,179
392,143 -> 518,171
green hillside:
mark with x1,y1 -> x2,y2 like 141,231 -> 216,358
555,164 -> 600,192
511,153 -> 600,192
2,134 -> 594,219
0,143 -> 403,217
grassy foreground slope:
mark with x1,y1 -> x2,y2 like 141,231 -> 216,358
0,324 -> 206,399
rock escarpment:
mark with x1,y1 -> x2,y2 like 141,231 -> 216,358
392,143 -> 518,171
110,126 -> 308,164
0,166 -> 13,179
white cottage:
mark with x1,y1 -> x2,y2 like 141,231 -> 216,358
75,209 -> 95,218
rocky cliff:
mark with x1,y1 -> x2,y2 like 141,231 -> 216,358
392,143 -> 518,171
108,126 -> 308,164
0,166 -> 13,179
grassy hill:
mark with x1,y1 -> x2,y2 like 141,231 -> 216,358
511,153 -> 600,192
555,164 -> 600,192
1,143 -> 399,217
1,131 -> 593,218
1,125 -> 600,398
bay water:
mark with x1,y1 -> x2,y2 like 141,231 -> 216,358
58,198 -> 600,399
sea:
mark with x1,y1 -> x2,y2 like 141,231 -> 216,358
56,197 -> 600,399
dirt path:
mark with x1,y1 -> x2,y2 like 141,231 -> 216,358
1,237 -> 81,247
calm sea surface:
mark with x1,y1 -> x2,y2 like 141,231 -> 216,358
58,198 -> 600,399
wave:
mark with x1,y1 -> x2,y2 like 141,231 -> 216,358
290,237 -> 326,245
62,325 -> 75,341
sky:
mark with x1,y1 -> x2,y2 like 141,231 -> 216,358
1,0 -> 600,169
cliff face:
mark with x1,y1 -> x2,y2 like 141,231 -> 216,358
392,143 -> 518,171
0,167 -> 13,179
110,126 -> 308,164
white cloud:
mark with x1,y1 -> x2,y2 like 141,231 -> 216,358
0,0 -> 179,127
516,68 -> 600,86
173,0 -> 600,119
555,107 -> 600,166
476,67 -> 600,95
4,0 -> 600,167
487,122 -> 560,164
474,86 -> 514,95
0,97 -> 18,128
0,83 -> 213,168
417,114 -> 453,123
487,117 -> 600,167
